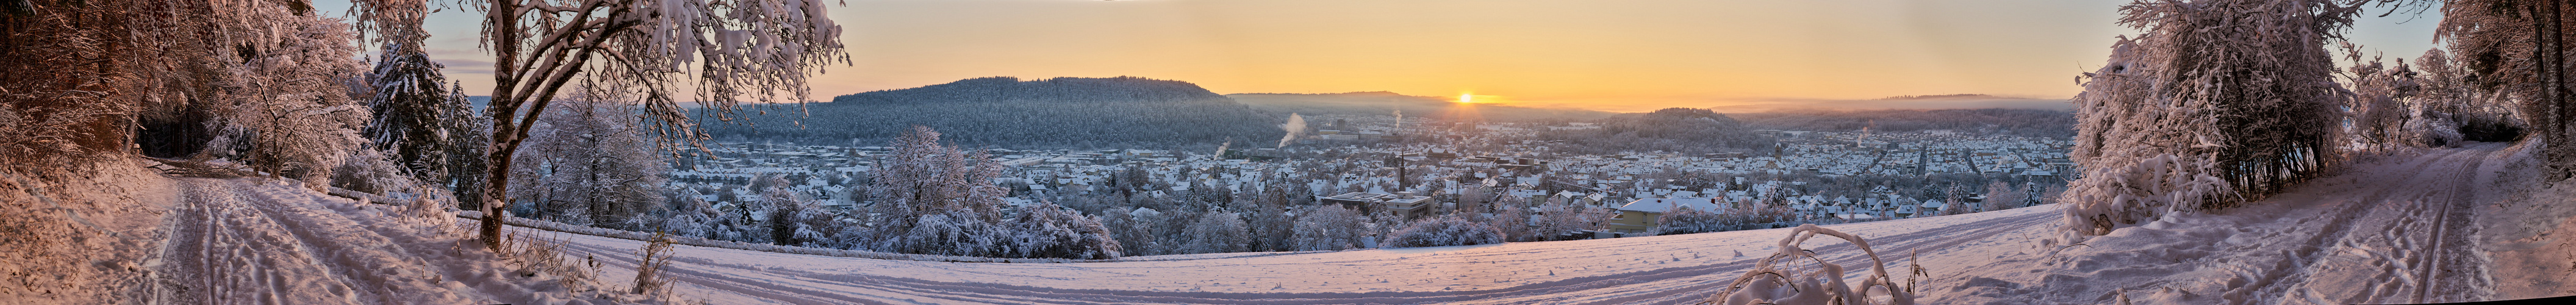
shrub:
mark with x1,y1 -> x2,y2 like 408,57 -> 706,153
1385,215 -> 1505,248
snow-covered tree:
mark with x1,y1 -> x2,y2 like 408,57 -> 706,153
2342,43 -> 2428,149
1103,207 -> 1167,256
509,85 -> 668,229
2064,0 -> 2355,236
864,127 -> 1006,253
660,189 -> 722,239
1289,206 -> 1369,251
345,0 -> 851,250
2411,48 -> 2523,143
1002,202 -> 1122,259
1531,196 -> 1606,240
1385,214 -> 1505,248
346,0 -> 476,194
1651,206 -> 1731,235
1242,203 -> 1294,252
2438,0 -> 2576,179
201,8 -> 373,187
1180,212 -> 1250,254
869,127 -> 1006,223
1489,198 -> 1531,242
757,174 -> 813,246
854,126 -> 1119,259
1984,181 -> 2029,210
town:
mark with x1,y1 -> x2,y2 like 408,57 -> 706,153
661,114 -> 2075,248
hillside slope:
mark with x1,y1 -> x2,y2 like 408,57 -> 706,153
712,77 -> 1283,148
1227,92 -> 1613,123
539,143 -> 2540,304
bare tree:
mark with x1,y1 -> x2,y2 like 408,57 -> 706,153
353,0 -> 849,249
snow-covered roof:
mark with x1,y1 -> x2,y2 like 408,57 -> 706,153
1615,197 -> 1726,214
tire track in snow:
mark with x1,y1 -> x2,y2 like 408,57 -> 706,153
160,178 -> 484,304
2241,145 -> 2499,304
167,179 -> 364,304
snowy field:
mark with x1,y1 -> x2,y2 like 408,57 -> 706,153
123,142 -> 2554,304
536,143 -> 2531,304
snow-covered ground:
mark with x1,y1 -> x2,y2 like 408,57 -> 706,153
148,177 -> 661,304
539,143 -> 2539,304
34,142 -> 2543,304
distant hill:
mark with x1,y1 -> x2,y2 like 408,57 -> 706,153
708,76 -> 1283,148
1876,93 -> 2020,100
1705,95 -> 2072,112
1226,92 -> 1613,122
1732,108 -> 2076,138
1537,107 -> 1776,155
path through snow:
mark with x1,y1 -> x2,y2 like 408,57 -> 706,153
157,178 -> 623,304
547,143 -> 2522,304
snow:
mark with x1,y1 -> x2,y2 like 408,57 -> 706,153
10,142 -> 2551,304
533,143 -> 2533,304
546,199 -> 2056,304
142,175 -> 667,304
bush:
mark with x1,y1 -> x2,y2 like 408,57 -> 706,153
1385,215 -> 1505,248
1652,206 -> 1734,235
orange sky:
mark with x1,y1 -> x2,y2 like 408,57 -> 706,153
323,0 -> 2444,113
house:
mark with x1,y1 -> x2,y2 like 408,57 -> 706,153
1318,192 -> 1437,218
1604,197 -> 1727,234
1920,199 -> 1948,215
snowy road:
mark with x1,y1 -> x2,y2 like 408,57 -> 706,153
1933,143 -> 2515,304
157,178 -> 574,304
546,143 -> 2524,304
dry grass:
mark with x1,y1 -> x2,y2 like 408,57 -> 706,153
1704,224 -> 1920,305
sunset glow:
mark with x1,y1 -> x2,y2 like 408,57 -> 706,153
329,0 -> 2444,113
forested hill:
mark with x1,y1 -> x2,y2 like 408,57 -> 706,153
1731,108 -> 2076,138
1227,92 -> 1614,122
708,76 -> 1284,148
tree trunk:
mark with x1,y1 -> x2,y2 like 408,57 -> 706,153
478,121 -> 528,250
478,0 -> 522,251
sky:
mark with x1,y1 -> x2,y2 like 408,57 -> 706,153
316,0 -> 2446,113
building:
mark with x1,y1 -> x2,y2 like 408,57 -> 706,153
1604,197 -> 1727,234
1318,192 -> 1437,218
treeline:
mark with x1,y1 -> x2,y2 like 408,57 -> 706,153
708,76 -> 1283,149
1732,109 -> 2077,138
1538,108 -> 1778,154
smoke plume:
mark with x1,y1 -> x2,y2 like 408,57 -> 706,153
1214,138 -> 1233,159
1277,113 -> 1307,148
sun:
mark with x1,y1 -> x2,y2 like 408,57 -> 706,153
1457,93 -> 1475,104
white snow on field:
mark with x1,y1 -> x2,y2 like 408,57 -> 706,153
48,142 -> 2553,304
550,205 -> 2056,304
540,143 -> 2539,304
